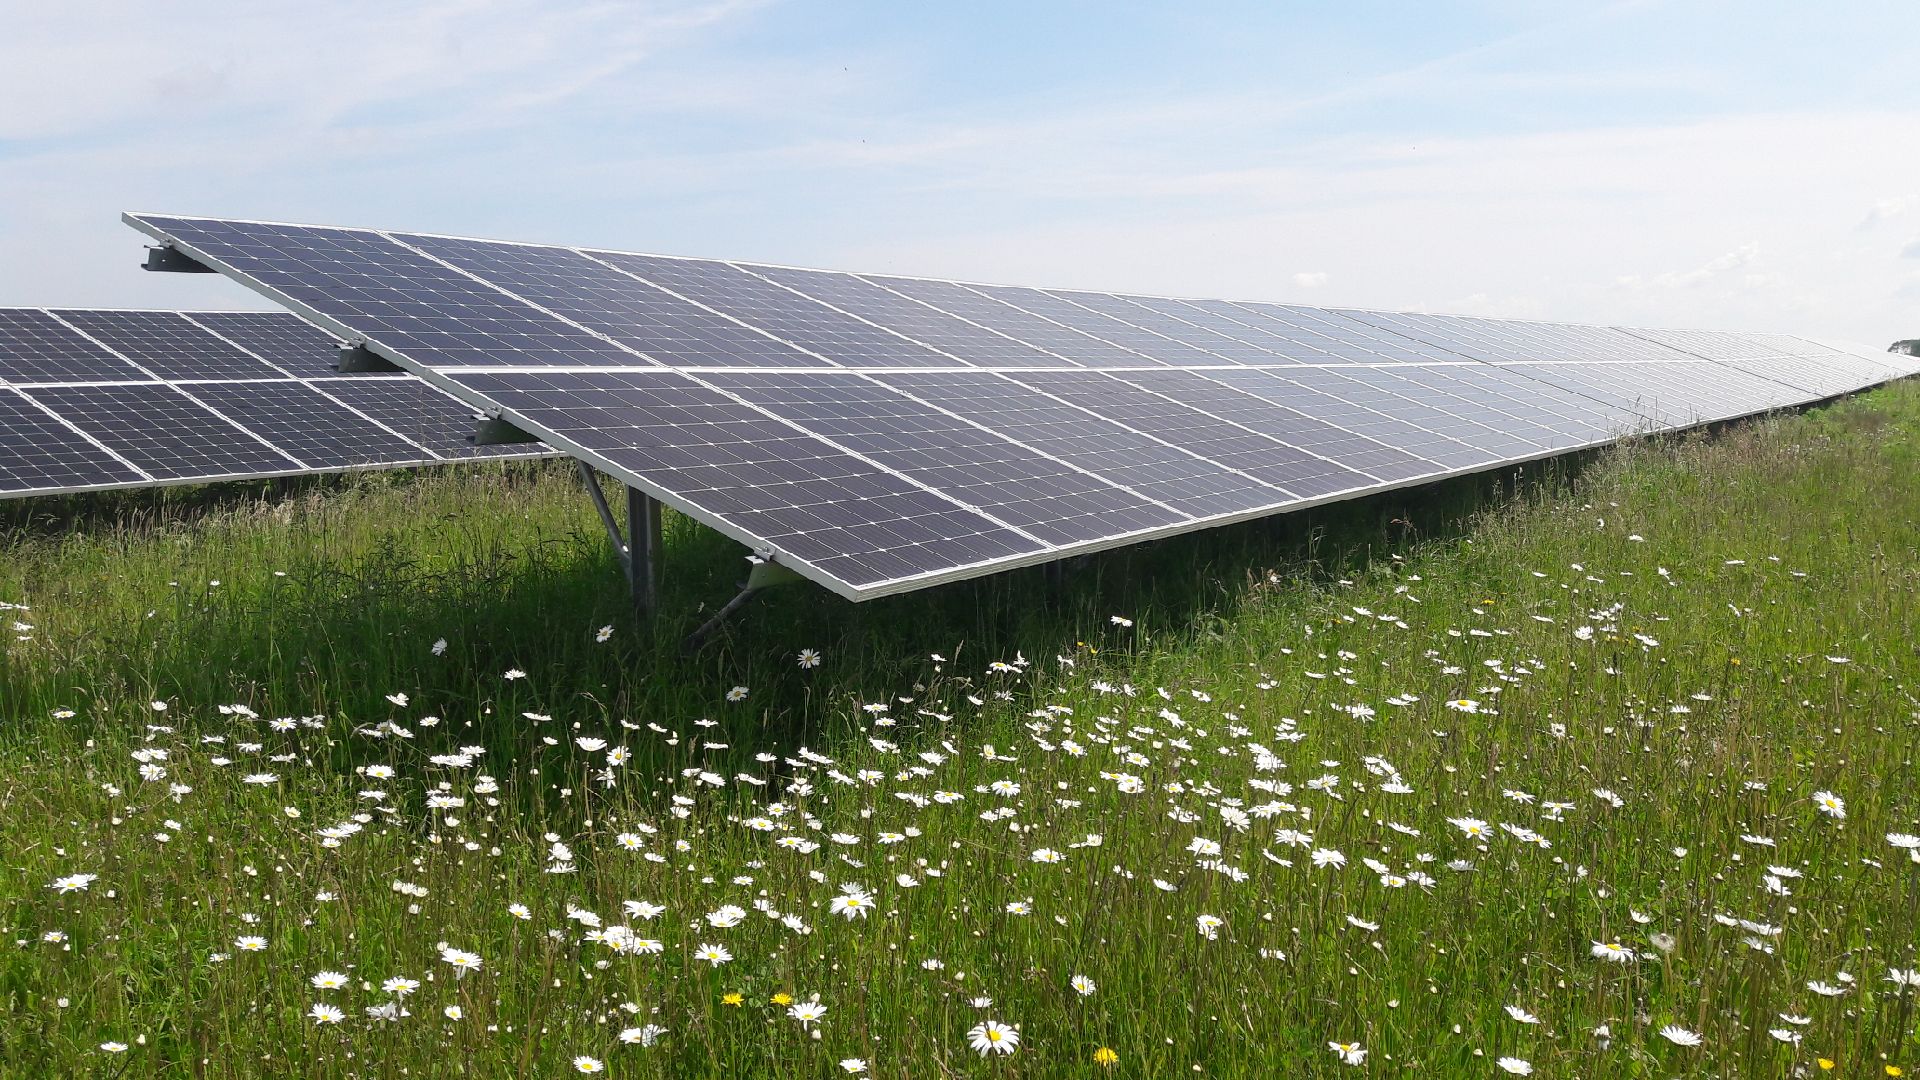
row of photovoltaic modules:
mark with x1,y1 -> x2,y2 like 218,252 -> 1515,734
0,307 -> 550,497
124,213 -> 1919,600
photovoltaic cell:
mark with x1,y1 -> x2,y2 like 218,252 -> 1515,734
1235,303 -> 1440,363
1329,366 -> 1565,456
1148,298 -> 1351,363
1713,355 -> 1885,399
1107,368 -> 1436,483
119,212 -> 1910,601
1051,292 -> 1285,366
1200,368 -> 1497,471
131,216 -> 640,370
1409,365 -> 1639,448
1277,366 -> 1542,461
1008,370 -> 1371,499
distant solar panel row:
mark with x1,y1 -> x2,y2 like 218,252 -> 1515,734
0,307 -> 549,498
124,213 -> 1918,599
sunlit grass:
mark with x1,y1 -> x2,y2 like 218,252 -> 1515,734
3,383 -> 1918,1077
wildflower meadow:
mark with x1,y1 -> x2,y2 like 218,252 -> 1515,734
3,382 -> 1918,1077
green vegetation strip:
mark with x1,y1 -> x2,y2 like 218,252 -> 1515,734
3,384 -> 1918,1077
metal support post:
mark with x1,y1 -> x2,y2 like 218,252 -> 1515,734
1044,559 -> 1068,590
578,461 -> 629,578
628,484 -> 663,621
577,462 -> 662,622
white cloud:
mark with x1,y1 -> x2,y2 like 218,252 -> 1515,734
1291,272 -> 1329,289
820,111 -> 1920,346
1616,242 -> 1760,291
1859,195 -> 1918,230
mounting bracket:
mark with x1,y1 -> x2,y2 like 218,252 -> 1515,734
682,555 -> 801,653
142,246 -> 215,273
473,416 -> 540,446
336,344 -> 403,373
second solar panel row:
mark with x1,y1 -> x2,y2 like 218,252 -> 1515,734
0,377 -> 542,496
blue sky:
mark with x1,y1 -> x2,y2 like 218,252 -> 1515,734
4,0 -> 1919,344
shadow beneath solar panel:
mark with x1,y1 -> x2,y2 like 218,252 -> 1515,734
6,437 -> 1620,781
714,447 -> 1615,695
0,464 -> 546,538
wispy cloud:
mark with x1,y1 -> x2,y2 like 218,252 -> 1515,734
2,0 -> 1917,348
0,0 -> 774,143
1617,243 -> 1760,291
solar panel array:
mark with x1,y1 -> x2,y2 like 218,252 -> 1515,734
0,307 -> 551,498
123,212 -> 1919,600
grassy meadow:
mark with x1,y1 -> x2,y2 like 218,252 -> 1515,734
3,382 -> 1919,1078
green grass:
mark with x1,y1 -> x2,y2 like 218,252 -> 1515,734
3,384 -> 1919,1078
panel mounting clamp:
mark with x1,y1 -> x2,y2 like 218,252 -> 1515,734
683,552 -> 801,653
336,343 -> 403,373
473,414 -> 540,445
141,245 -> 215,273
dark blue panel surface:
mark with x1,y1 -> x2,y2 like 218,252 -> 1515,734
27,383 -> 303,480
879,370 -> 1286,518
591,253 -> 960,368
185,311 -> 347,378
0,309 -> 144,383
446,369 -> 1042,587
55,310 -> 287,381
399,235 -> 820,368
703,371 -> 1187,545
185,381 -> 428,468
0,388 -> 146,491
133,217 -> 641,370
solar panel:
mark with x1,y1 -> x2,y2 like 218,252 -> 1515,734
0,307 -> 553,499
122,212 -> 1911,600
